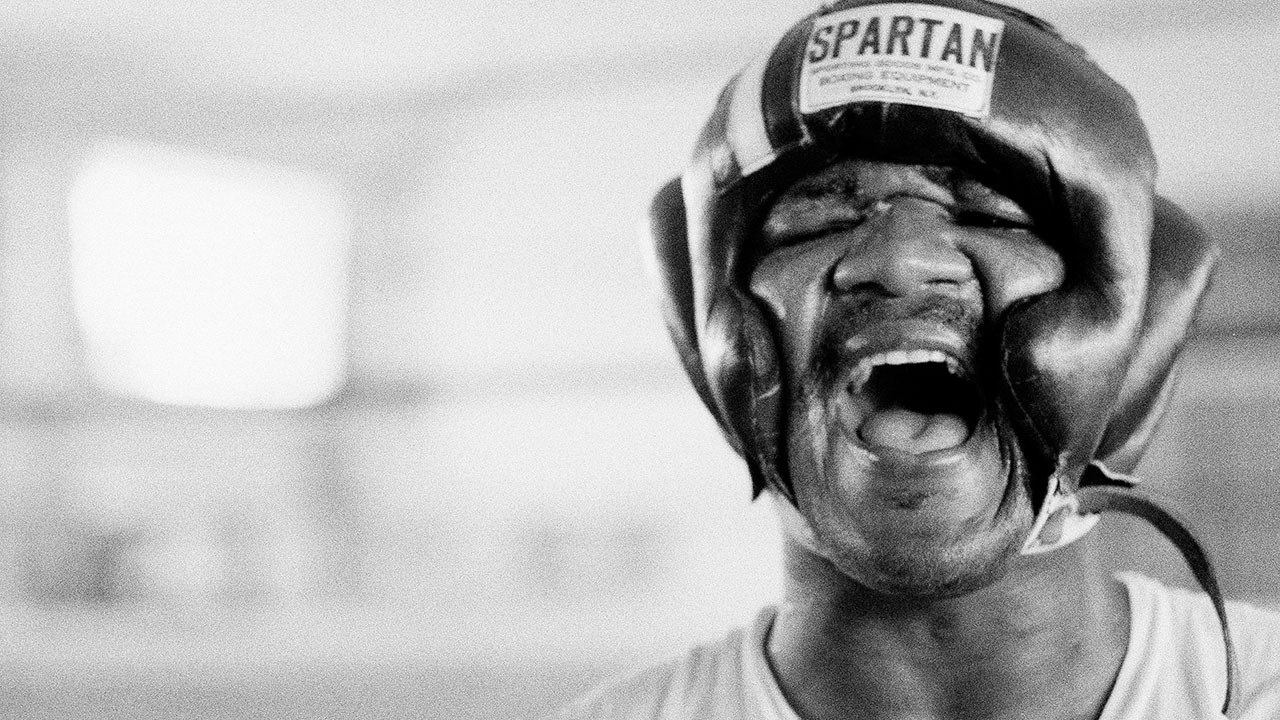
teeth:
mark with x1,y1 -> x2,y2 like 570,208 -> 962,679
945,356 -> 961,376
852,349 -> 965,383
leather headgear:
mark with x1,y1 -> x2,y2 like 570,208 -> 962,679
646,0 -> 1233,708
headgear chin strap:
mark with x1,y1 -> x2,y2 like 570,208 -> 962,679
645,0 -> 1232,710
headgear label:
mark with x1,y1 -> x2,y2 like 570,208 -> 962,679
798,3 -> 1004,118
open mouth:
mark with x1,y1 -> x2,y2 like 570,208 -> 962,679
847,349 -> 985,454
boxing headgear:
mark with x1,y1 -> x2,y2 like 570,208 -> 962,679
646,0 -> 1233,708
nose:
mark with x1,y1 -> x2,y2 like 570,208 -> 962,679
830,197 -> 975,297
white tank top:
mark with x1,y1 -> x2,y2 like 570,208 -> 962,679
555,573 -> 1280,720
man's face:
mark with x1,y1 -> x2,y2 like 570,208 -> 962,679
750,159 -> 1065,597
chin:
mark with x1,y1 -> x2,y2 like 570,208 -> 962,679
826,515 -> 1028,599
798,468 -> 1033,599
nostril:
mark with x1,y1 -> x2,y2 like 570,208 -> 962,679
829,273 -> 893,298
926,274 -> 976,290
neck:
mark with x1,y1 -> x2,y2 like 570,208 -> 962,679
766,535 -> 1129,720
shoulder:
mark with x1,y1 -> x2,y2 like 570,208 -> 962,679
1222,592 -> 1280,717
550,608 -> 776,720
1124,572 -> 1280,669
1115,572 -> 1280,718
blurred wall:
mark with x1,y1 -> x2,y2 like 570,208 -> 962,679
0,2 -> 1277,719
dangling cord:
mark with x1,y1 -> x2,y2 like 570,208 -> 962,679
1076,480 -> 1238,715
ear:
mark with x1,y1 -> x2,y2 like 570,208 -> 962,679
650,172 -> 792,500
1093,196 -> 1219,475
998,181 -> 1152,501
646,177 -> 744,454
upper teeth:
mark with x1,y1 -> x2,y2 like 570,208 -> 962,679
851,349 -> 963,387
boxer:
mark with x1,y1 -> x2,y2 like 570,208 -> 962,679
557,2 -> 1280,717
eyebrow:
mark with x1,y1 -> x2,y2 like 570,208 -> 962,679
783,164 -> 961,202
786,173 -> 860,200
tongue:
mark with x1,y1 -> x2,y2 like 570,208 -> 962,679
859,408 -> 969,452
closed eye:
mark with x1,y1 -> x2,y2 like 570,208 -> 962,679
761,218 -> 866,251
953,209 -> 1033,231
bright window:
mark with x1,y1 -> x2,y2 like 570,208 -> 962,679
68,141 -> 350,408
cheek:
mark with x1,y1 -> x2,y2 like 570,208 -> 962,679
748,242 -> 845,366
962,233 -> 1065,316
786,393 -> 870,540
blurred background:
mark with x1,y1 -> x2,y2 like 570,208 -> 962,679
0,1 -> 1276,718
